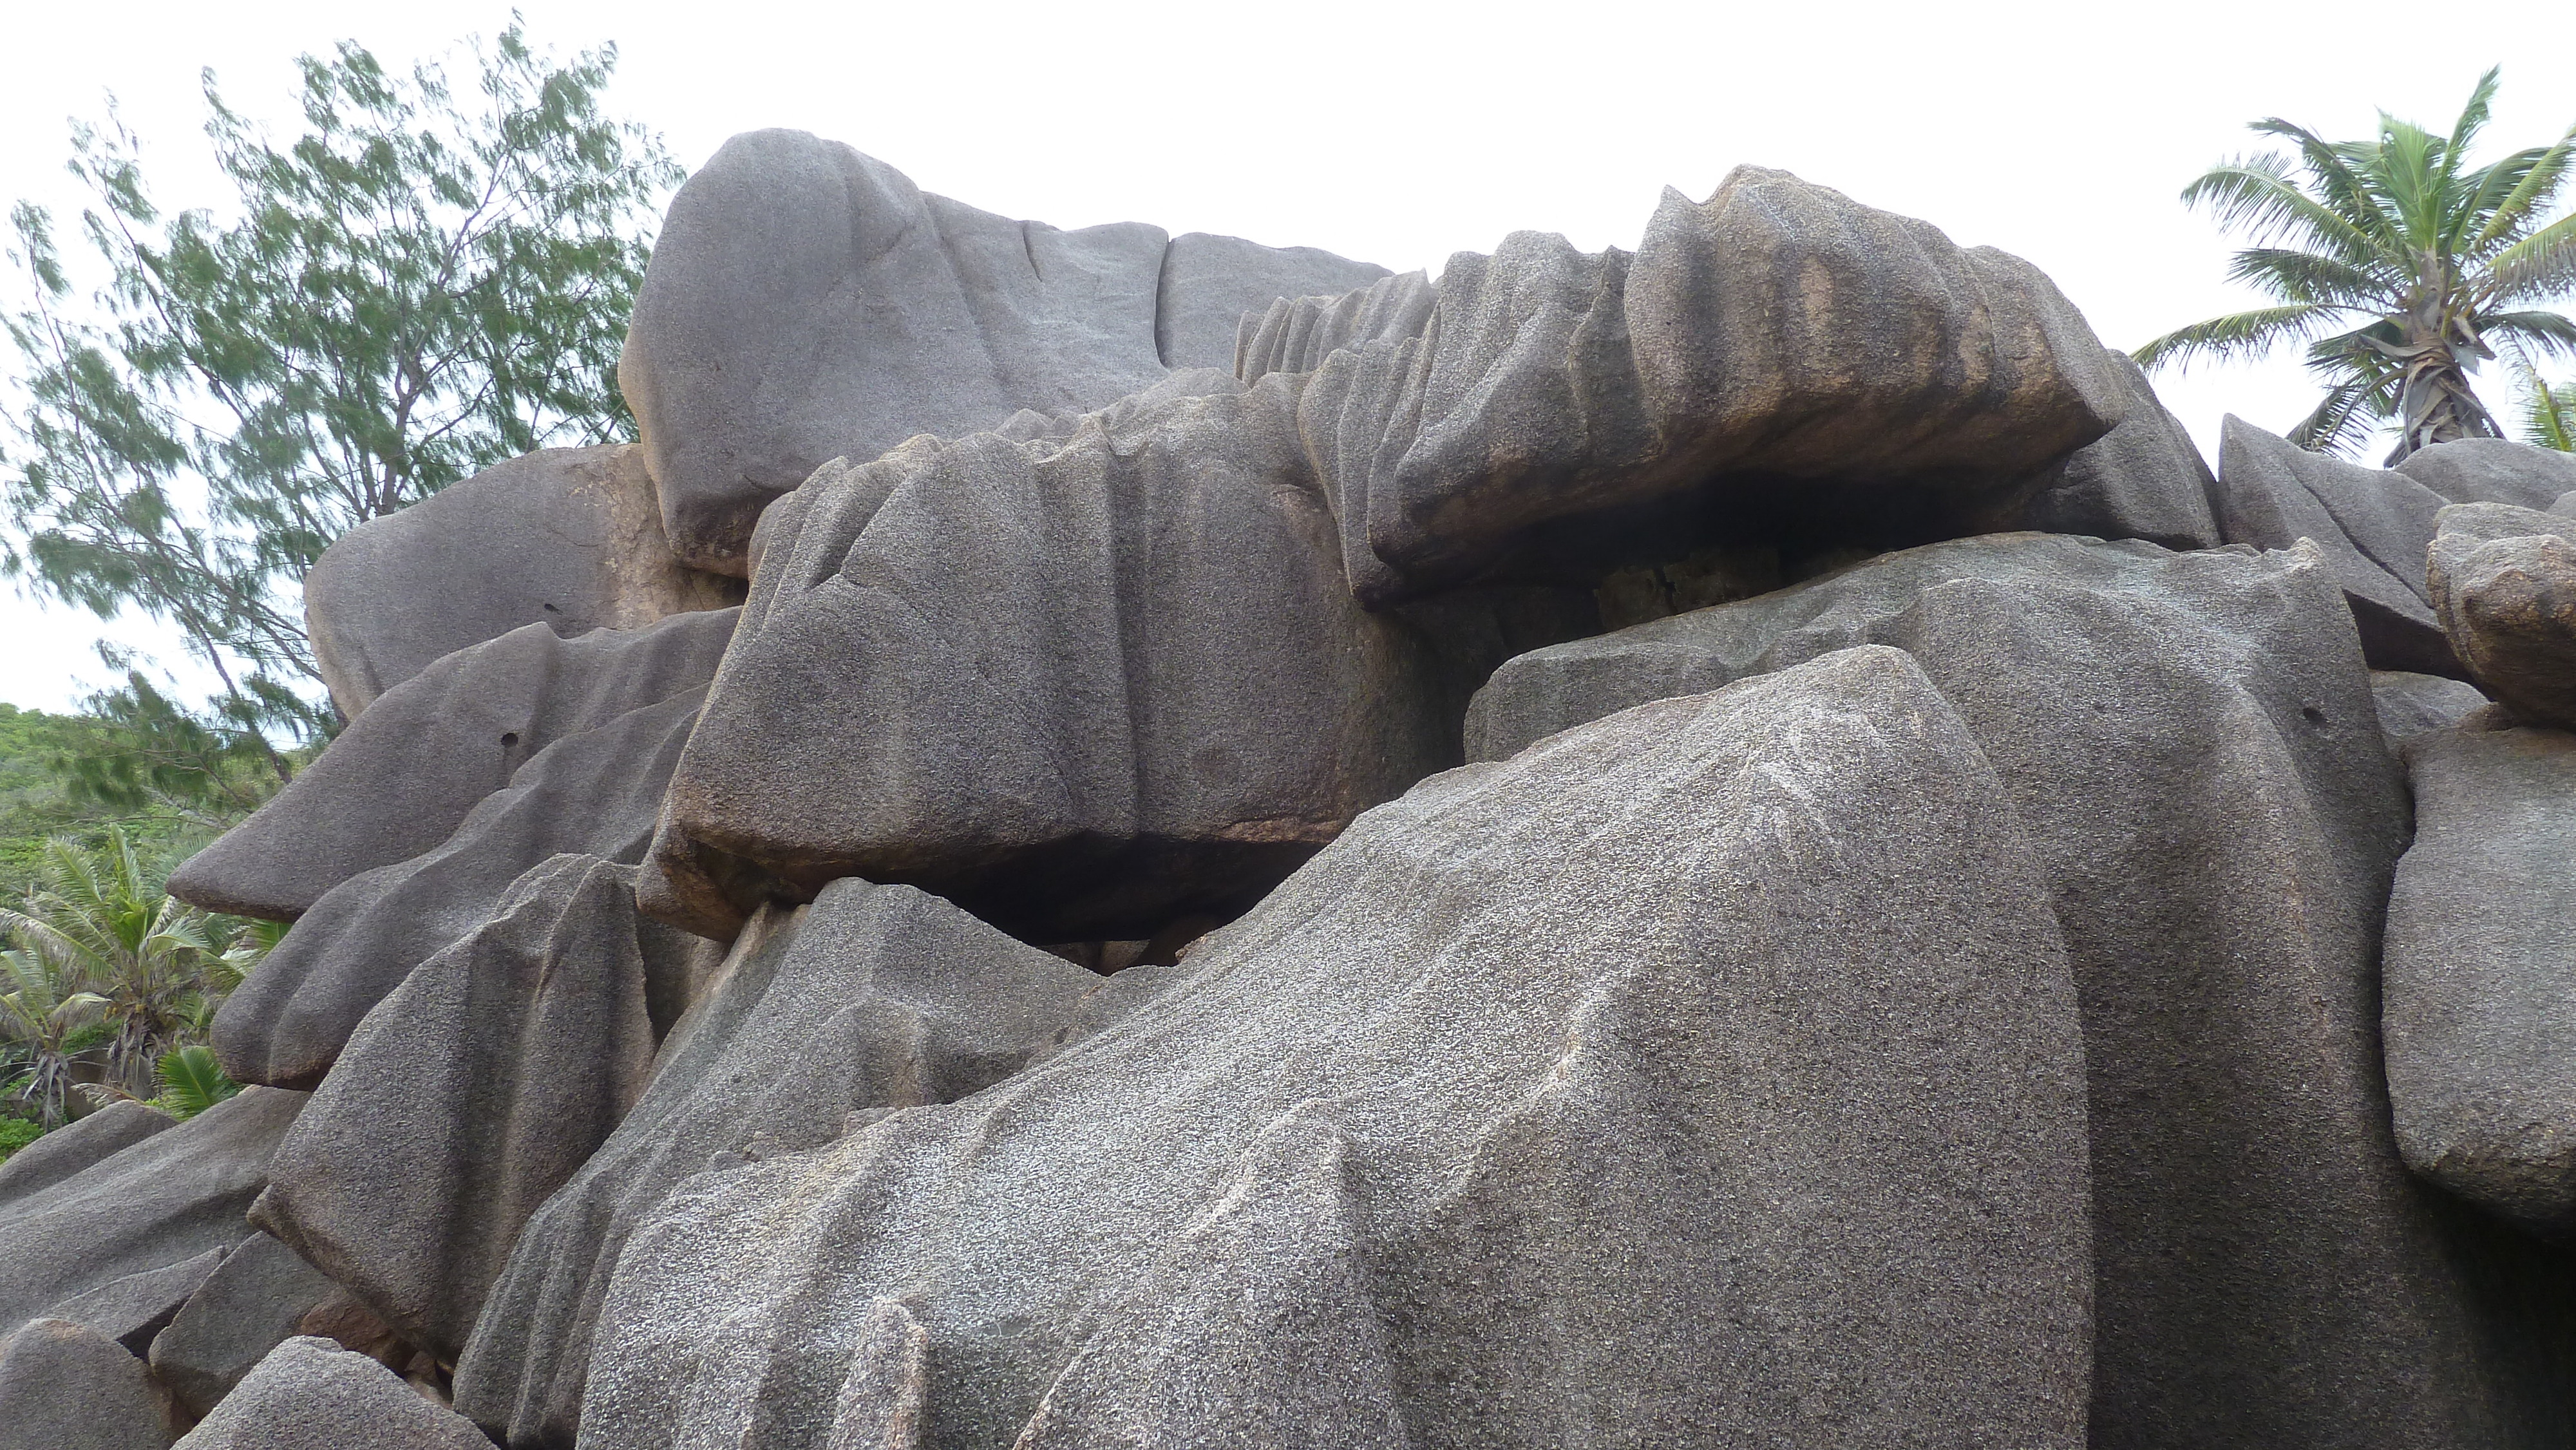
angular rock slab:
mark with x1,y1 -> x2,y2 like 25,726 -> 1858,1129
37,1245 -> 225,1355
639,388 -> 1468,944
214,689 -> 706,1089
1300,165 -> 2123,604
2427,502 -> 2576,730
621,129 -> 1384,574
254,855 -> 668,1362
0,1100 -> 172,1212
2385,719 -> 2576,1238
2003,349 -> 2221,550
454,878 -> 1121,1449
304,443 -> 741,719
169,608 -> 735,922
2371,670 -> 2491,747
0,1088 -> 305,1337
582,648 -> 2094,1450
171,1337 -> 488,1450
1466,532 -> 2568,1446
0,1318 -> 171,1450
149,1233 -> 340,1421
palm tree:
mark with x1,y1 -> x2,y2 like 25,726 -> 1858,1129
2137,69 -> 2576,462
0,947 -> 107,1129
0,828 -> 258,1109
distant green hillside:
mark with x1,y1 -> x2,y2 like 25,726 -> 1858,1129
0,704 -> 209,898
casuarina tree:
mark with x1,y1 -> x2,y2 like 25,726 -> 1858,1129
2137,68 -> 2575,462
0,21 -> 679,795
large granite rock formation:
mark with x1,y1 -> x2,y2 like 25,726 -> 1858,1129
169,609 -> 735,923
0,1089 -> 305,1337
252,856 -> 679,1362
37,1245 -> 225,1355
1464,532 -> 2563,1447
149,1234 -> 341,1421
171,1337 -> 489,1450
303,444 -> 741,719
213,690 -> 708,1089
575,647 -> 2093,1450
455,878 -> 1124,1448
2384,716 -> 2576,1238
2426,502 -> 2576,730
0,1317 -> 172,1450
641,167 -> 2126,944
2371,670 -> 2491,747
2394,436 -> 2576,509
2002,350 -> 2221,549
620,129 -> 1388,574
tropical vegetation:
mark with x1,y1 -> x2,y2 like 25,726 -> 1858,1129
2137,68 -> 2576,462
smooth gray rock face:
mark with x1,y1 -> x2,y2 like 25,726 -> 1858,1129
37,1246 -> 225,1355
213,690 -> 705,1089
171,1337 -> 488,1450
169,608 -> 735,923
1302,166 -> 2122,606
149,1233 -> 339,1421
254,856 -> 670,1363
2394,437 -> 2576,511
1153,231 -> 1389,372
2003,350 -> 2221,549
2426,502 -> 2576,730
2371,670 -> 2491,746
1465,534 -> 2566,1446
453,878 -> 1121,1449
2211,416 -> 2461,674
0,1100 -> 173,1211
2386,719 -> 2576,1238
636,388 -> 1477,945
0,1318 -> 171,1450
582,646 -> 2094,1450
304,444 -> 742,719
0,1089 -> 305,1339
620,130 -> 1387,575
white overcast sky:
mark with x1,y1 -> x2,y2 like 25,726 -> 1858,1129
1,0 -> 2570,711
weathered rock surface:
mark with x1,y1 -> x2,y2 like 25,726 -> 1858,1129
642,168 -> 2128,943
2003,349 -> 2221,549
169,608 -> 736,922
455,877 -> 1122,1449
0,1089 -> 305,1337
0,1100 -> 172,1211
149,1233 -> 339,1421
1465,532 -> 2567,1445
2385,718 -> 2576,1238
304,444 -> 741,719
636,388 -> 1476,944
620,130 -> 1385,574
579,647 -> 2094,1450
2393,437 -> 2576,510
253,855 -> 677,1362
2427,502 -> 2576,730
1302,166 -> 2123,605
37,1246 -> 224,1355
171,1337 -> 488,1450
2371,669 -> 2491,746
213,689 -> 706,1089
0,1318 -> 171,1450
1232,268 -> 1438,383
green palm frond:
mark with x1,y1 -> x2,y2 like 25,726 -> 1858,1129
2135,304 -> 2341,370
151,1044 -> 239,1119
2289,379 -> 2387,457
2485,213 -> 2576,303
2466,127 -> 2576,255
2524,375 -> 2574,451
2182,157 -> 2388,267
2224,249 -> 2394,308
2485,310 -> 2576,362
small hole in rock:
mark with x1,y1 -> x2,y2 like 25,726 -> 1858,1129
500,732 -> 520,749
2300,706 -> 2325,726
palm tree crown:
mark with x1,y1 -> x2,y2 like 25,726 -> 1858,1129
2137,68 -> 2576,461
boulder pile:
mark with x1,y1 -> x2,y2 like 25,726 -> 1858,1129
8,130 -> 2574,1449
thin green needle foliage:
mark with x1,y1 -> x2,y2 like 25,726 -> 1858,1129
2138,68 -> 2576,462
